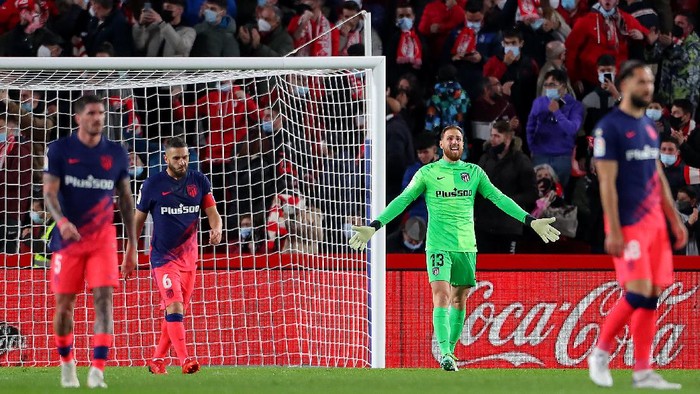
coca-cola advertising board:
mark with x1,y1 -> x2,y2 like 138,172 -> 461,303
386,271 -> 700,368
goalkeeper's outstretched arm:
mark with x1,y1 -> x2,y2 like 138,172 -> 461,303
476,167 -> 561,243
348,170 -> 426,251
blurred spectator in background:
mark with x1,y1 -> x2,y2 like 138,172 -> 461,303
475,120 -> 537,253
386,97 -> 415,204
36,31 -> 64,57
445,0 -> 486,100
239,5 -> 293,56
288,0 -> 338,56
0,0 -> 49,56
676,186 -> 699,255
526,69 -> 583,190
557,0 -> 590,28
394,73 -> 426,137
647,98 -> 669,136
517,0 -> 570,66
191,0 -> 240,56
425,64 -> 470,143
0,114 -> 32,254
620,0 -> 659,61
565,0 -> 654,93
84,0 -> 133,56
20,198 -> 55,268
183,0 -> 237,27
282,203 -> 324,255
484,27 -> 539,136
337,0 -> 382,55
133,0 -> 196,57
648,11 -> 700,110
659,136 -> 686,198
536,40 -> 573,97
531,163 -> 565,217
0,0 -> 54,35
669,99 -> 700,168
418,0 -> 466,71
469,76 -> 518,161
386,216 -> 426,253
230,213 -> 263,254
402,133 -> 438,222
384,1 -> 427,88
581,55 -> 620,135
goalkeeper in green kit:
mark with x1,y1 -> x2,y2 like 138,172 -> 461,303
349,126 -> 561,371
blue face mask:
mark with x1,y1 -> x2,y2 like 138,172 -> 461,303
531,18 -> 545,30
503,45 -> 520,58
218,82 -> 232,92
257,0 -> 267,6
545,88 -> 561,100
240,227 -> 253,239
129,166 -> 144,178
204,9 -> 219,24
30,211 -> 44,224
296,86 -> 309,97
600,7 -> 616,18
0,133 -> 5,143
660,154 -> 677,166
21,102 -> 33,113
646,108 -> 662,121
403,239 -> 423,251
343,223 -> 354,239
466,21 -> 481,32
562,0 -> 576,10
397,17 -> 413,32
262,121 -> 273,134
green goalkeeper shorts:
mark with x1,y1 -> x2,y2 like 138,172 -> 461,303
425,250 -> 477,287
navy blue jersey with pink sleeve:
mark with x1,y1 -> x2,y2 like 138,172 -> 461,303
136,170 -> 212,270
593,108 -> 662,226
44,133 -> 129,252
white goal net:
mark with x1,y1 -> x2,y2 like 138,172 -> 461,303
0,57 -> 386,368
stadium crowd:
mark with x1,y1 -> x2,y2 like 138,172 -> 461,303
1,0 -> 700,258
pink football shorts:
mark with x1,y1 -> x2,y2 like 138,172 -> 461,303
153,263 -> 196,310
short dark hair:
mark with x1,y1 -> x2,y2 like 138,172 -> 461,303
544,68 -> 568,85
414,133 -> 437,150
596,54 -> 616,67
206,0 -> 227,10
678,185 -> 697,200
165,136 -> 188,150
492,120 -> 512,134
93,0 -> 113,9
96,41 -> 115,57
466,0 -> 483,13
440,125 -> 463,139
616,60 -> 648,88
342,0 -> 361,12
677,11 -> 696,28
672,98 -> 694,115
661,136 -> 679,148
503,27 -> 523,42
74,95 -> 103,114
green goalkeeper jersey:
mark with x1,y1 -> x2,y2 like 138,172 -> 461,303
377,159 -> 529,252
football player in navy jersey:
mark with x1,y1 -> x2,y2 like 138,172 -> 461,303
43,94 -> 138,388
123,136 -> 222,375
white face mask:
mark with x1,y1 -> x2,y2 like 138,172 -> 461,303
343,223 -> 354,239
257,18 -> 272,32
37,45 -> 52,57
403,239 -> 423,250
89,7 -> 96,17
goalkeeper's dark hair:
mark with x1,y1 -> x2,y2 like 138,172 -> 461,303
165,136 -> 188,150
74,94 -> 104,114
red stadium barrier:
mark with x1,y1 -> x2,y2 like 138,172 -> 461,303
0,254 -> 698,368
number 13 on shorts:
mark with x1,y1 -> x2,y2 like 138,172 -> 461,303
426,250 -> 477,287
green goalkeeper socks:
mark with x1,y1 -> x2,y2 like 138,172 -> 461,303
449,307 -> 466,354
433,307 -> 451,356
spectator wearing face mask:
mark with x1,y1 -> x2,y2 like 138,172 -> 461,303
384,1 -> 428,88
647,11 -> 700,111
83,0 -> 133,56
0,114 -> 32,254
133,0 -> 196,57
20,198 -> 55,268
232,213 -> 262,254
659,136 -> 686,199
526,69 -> 584,190
386,216 -> 427,253
36,32 -> 64,57
646,99 -> 669,136
0,0 -> 50,56
669,99 -> 700,168
190,0 -> 240,56
239,5 -> 293,56
675,186 -> 699,255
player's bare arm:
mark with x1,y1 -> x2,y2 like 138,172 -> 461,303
205,205 -> 223,245
596,160 -> 623,257
42,172 -> 80,241
117,177 -> 138,278
122,209 -> 148,279
656,161 -> 688,250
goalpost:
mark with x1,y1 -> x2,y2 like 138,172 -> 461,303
0,56 -> 386,368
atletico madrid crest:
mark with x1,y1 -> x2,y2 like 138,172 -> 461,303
100,155 -> 112,171
461,172 -> 470,182
187,184 -> 198,197
432,267 -> 440,276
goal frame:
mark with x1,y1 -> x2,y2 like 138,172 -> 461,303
0,56 -> 387,368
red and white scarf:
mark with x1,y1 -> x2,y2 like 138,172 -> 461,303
296,15 -> 333,57
518,0 -> 540,20
451,27 -> 476,57
340,28 -> 361,56
396,29 -> 422,67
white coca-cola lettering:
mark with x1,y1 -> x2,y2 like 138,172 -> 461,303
431,280 -> 698,367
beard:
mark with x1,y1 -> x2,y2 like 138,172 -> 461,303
443,147 -> 462,161
168,163 -> 187,178
630,94 -> 651,109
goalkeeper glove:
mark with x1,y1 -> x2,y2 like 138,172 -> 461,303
528,217 -> 561,243
348,221 -> 381,251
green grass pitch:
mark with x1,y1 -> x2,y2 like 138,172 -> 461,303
1,367 -> 699,393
